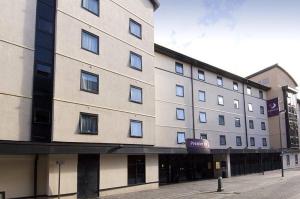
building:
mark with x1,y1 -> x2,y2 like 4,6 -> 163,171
0,0 -> 296,199
247,64 -> 300,170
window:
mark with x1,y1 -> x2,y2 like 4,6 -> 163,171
295,154 -> 298,165
250,137 -> 255,146
260,106 -> 265,114
259,90 -> 263,99
176,85 -> 184,97
248,103 -> 253,112
80,71 -> 99,94
198,70 -> 205,81
128,155 -> 145,185
217,76 -> 223,86
200,133 -> 207,139
130,52 -> 142,71
236,136 -> 242,146
176,108 -> 185,120
235,118 -> 241,127
220,135 -> 226,146
262,138 -> 267,147
175,62 -> 183,75
129,19 -> 142,39
177,132 -> 186,144
218,95 -> 224,105
81,30 -> 99,54
234,99 -> 239,109
247,86 -> 252,95
130,120 -> 143,138
36,63 -> 51,78
38,18 -> 53,34
33,109 -> 50,124
233,82 -> 238,91
249,120 -> 254,129
261,122 -> 266,130
219,115 -> 225,125
82,0 -> 99,15
199,112 -> 207,123
286,155 -> 290,166
130,86 -> 142,104
79,113 -> 98,134
198,90 -> 206,102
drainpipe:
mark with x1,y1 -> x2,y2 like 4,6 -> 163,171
191,64 -> 196,139
242,83 -> 249,147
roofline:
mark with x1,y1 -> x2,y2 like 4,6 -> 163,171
149,0 -> 160,10
154,44 -> 270,91
246,64 -> 298,87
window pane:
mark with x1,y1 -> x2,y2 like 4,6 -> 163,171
175,63 -> 183,74
82,0 -> 99,15
217,77 -> 223,86
82,31 -> 99,53
176,85 -> 184,97
200,112 -> 206,123
250,137 -> 255,146
130,121 -> 142,137
220,135 -> 226,145
33,109 -> 50,124
236,136 -> 242,146
80,113 -> 98,133
201,134 -> 207,139
130,86 -> 142,103
130,52 -> 142,70
249,120 -> 254,129
130,19 -> 142,38
234,100 -> 239,109
219,115 -> 225,125
235,118 -> 241,127
36,63 -> 51,77
248,104 -> 253,111
218,96 -> 224,105
262,138 -> 267,146
128,156 -> 145,185
247,87 -> 252,95
259,90 -> 263,99
198,70 -> 205,80
233,82 -> 238,91
38,18 -> 53,34
81,71 -> 98,93
199,91 -> 205,101
177,132 -> 185,144
176,109 -> 185,120
261,122 -> 266,130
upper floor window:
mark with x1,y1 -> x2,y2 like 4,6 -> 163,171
262,138 -> 267,147
233,82 -> 239,91
260,106 -> 265,114
248,103 -> 253,112
217,76 -> 223,87
129,19 -> 142,39
176,108 -> 185,120
198,90 -> 206,102
234,99 -> 239,109
220,135 -> 226,146
130,86 -> 142,104
80,70 -> 99,94
235,118 -> 241,127
175,62 -> 184,75
261,122 -> 266,130
249,120 -> 254,129
79,113 -> 98,134
247,86 -> 252,95
33,109 -> 50,124
259,90 -> 263,99
176,85 -> 184,97
199,112 -> 207,123
198,70 -> 205,81
218,95 -> 224,105
36,63 -> 51,78
82,30 -> 99,54
200,133 -> 207,139
82,0 -> 99,16
177,132 -> 186,144
130,52 -> 142,71
218,115 -> 225,125
250,137 -> 255,146
236,136 -> 242,146
130,120 -> 143,138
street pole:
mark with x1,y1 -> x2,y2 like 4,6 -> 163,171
279,110 -> 285,177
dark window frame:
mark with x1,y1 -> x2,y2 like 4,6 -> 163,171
129,18 -> 142,39
260,106 -> 265,114
247,86 -> 252,95
286,155 -> 290,166
176,84 -> 184,97
233,82 -> 239,91
35,62 -> 52,79
176,108 -> 185,120
175,62 -> 184,75
250,137 -> 255,146
80,70 -> 99,94
81,29 -> 99,54
198,70 -> 205,81
199,112 -> 207,123
220,135 -> 226,146
262,138 -> 267,147
177,132 -> 186,144
81,0 -> 100,16
79,112 -> 98,135
129,85 -> 143,104
261,122 -> 266,130
217,76 -> 223,87
200,133 -> 207,139
236,136 -> 242,146
217,95 -> 224,106
259,90 -> 263,99
249,120 -> 254,129
198,90 -> 206,102
129,51 -> 143,71
218,115 -> 225,126
235,118 -> 241,127
295,154 -> 298,165
128,155 -> 145,185
129,120 -> 143,138
33,108 -> 51,124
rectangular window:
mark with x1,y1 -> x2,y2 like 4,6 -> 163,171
286,155 -> 290,166
220,135 -> 226,146
261,122 -> 266,130
176,85 -> 184,97
79,113 -> 98,134
259,90 -> 263,99
198,70 -> 205,81
128,155 -> 145,185
198,90 -> 206,102
82,0 -> 99,15
130,52 -> 142,71
236,136 -> 242,146
175,62 -> 184,75
80,70 -> 99,94
81,30 -> 99,54
235,118 -> 241,127
295,154 -> 298,165
36,63 -> 51,78
248,103 -> 253,112
130,120 -> 143,138
130,86 -> 142,104
260,106 -> 265,114
129,19 -> 142,39
38,18 -> 53,34
176,108 -> 185,120
233,82 -> 238,91
200,133 -> 207,139
199,112 -> 207,123
177,132 -> 186,144
250,137 -> 255,146
234,99 -> 239,109
218,95 -> 224,105
33,109 -> 50,124
217,76 -> 223,86
219,115 -> 225,125
249,120 -> 254,129
247,86 -> 252,95
262,138 -> 267,147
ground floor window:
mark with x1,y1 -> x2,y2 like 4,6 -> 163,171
128,155 -> 145,185
295,154 -> 298,165
286,155 -> 290,166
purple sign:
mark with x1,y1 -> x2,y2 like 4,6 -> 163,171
186,139 -> 210,154
267,98 -> 279,117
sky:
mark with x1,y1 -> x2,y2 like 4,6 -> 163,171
154,0 -> 300,89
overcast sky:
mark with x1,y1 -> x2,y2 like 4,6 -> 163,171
154,0 -> 300,88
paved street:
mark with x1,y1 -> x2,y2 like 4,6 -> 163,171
104,169 -> 300,199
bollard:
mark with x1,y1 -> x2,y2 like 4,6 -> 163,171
217,177 -> 224,192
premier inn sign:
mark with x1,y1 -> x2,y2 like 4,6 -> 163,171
267,98 -> 279,117
186,139 -> 210,154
